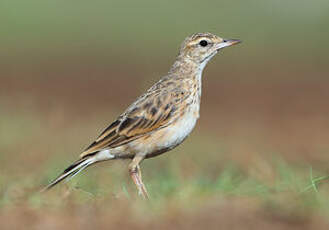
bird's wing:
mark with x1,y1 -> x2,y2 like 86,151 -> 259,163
79,86 -> 189,158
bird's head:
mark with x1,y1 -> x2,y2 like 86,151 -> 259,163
179,32 -> 241,65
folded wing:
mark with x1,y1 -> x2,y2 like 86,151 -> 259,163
80,88 -> 188,158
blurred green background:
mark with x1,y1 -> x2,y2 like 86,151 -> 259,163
1,1 -> 329,229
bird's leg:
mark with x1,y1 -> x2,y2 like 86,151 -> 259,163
135,164 -> 149,198
128,155 -> 149,199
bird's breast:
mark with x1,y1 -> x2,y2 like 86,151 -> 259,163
115,94 -> 201,159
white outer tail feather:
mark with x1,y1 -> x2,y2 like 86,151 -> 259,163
41,150 -> 115,192
64,157 -> 95,182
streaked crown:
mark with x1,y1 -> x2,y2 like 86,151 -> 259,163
178,32 -> 241,64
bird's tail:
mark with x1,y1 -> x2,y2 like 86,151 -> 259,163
41,156 -> 96,192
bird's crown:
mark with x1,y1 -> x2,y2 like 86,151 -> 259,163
178,32 -> 241,64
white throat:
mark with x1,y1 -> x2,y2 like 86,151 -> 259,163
199,51 -> 217,73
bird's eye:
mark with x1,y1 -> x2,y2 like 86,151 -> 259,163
199,40 -> 208,47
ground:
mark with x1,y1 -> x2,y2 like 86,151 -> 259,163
1,60 -> 329,229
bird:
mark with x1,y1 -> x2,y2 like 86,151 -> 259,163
42,32 -> 241,199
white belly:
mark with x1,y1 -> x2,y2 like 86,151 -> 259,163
162,113 -> 197,148
111,102 -> 201,158
115,106 -> 199,159
156,103 -> 200,151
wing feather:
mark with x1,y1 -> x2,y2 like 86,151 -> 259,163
80,81 -> 189,158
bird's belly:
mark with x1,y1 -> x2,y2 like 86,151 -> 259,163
113,105 -> 200,159
143,107 -> 199,158
159,112 -> 198,148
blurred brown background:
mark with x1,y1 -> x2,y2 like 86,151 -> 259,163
1,0 -> 329,229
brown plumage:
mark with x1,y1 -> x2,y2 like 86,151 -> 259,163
42,32 -> 241,198
80,81 -> 186,157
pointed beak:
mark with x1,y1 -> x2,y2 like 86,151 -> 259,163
216,39 -> 241,50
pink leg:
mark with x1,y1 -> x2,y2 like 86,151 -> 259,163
129,156 -> 149,199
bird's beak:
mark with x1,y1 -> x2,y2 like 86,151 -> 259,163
216,39 -> 241,50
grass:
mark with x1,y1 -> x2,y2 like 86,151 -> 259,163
1,0 -> 329,227
1,64 -> 329,229
1,102 -> 329,213
2,152 -> 329,215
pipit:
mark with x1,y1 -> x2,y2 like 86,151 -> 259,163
43,32 -> 241,198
